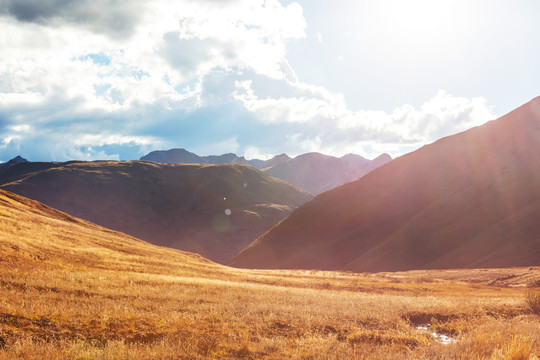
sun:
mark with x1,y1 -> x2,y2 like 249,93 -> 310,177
360,0 -> 471,62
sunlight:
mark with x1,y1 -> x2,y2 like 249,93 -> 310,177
359,0 -> 472,63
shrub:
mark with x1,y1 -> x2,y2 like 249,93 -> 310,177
525,290 -> 540,315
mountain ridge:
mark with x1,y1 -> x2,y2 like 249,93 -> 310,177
230,96 -> 540,271
140,149 -> 392,195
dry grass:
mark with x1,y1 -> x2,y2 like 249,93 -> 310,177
527,290 -> 540,316
0,189 -> 539,359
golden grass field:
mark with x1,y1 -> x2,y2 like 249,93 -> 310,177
0,189 -> 539,359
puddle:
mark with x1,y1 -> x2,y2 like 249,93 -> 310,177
416,324 -> 458,345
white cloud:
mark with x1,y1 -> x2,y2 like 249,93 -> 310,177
154,0 -> 305,82
243,145 -> 274,161
0,0 -> 307,110
233,78 -> 496,158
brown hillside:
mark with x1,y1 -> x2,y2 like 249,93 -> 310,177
230,97 -> 540,271
0,161 -> 312,263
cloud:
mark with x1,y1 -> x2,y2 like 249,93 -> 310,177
0,0 -> 147,39
233,78 -> 496,157
155,0 -> 305,82
0,0 -> 497,163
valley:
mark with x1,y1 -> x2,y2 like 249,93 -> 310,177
0,189 -> 538,359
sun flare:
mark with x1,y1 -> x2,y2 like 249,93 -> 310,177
359,0 -> 472,62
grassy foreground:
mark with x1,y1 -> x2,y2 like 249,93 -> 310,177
0,189 -> 539,359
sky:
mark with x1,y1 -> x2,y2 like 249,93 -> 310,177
0,0 -> 539,162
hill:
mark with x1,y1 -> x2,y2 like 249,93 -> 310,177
230,97 -> 540,271
0,161 -> 311,263
0,188 -> 216,271
0,188 -> 538,359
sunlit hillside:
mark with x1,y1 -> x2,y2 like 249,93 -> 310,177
0,189 -> 538,359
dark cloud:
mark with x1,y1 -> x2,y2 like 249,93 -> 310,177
0,0 -> 73,21
0,0 -> 145,38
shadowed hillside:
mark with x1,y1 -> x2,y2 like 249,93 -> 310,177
231,97 -> 540,271
0,161 -> 311,263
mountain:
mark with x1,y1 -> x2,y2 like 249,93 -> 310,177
140,148 -> 264,168
0,161 -> 312,263
260,153 -> 292,170
140,148 -> 205,163
0,155 -> 28,172
262,152 -> 392,195
340,153 -> 370,166
370,153 -> 393,167
230,97 -> 540,271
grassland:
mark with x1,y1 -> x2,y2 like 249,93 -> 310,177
0,189 -> 539,359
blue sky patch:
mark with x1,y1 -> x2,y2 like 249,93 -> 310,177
80,53 -> 112,66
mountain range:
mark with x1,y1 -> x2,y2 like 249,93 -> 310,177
230,97 -> 540,271
0,161 -> 311,263
141,149 -> 392,195
262,152 -> 392,195
141,148 -> 265,168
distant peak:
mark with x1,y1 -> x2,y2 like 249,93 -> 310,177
374,153 -> 392,161
8,155 -> 28,164
341,153 -> 366,159
273,153 -> 290,159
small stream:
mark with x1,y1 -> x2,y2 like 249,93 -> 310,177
415,324 -> 458,345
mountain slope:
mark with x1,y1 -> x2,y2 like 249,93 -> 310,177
0,188 -> 215,271
262,152 -> 392,195
230,97 -> 540,271
0,161 -> 312,263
